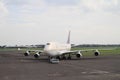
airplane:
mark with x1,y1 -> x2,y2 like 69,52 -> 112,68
22,31 -> 100,63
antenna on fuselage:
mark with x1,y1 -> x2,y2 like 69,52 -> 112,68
67,30 -> 71,44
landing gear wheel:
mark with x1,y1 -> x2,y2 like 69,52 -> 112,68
62,56 -> 67,60
67,56 -> 71,60
56,56 -> 60,60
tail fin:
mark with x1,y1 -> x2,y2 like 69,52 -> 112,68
67,30 -> 71,44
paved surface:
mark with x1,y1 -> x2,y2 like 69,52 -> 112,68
0,51 -> 120,80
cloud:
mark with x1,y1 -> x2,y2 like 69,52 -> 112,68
20,0 -> 47,13
19,0 -> 120,26
45,0 -> 79,6
0,1 -> 8,17
0,0 -> 120,45
79,0 -> 120,13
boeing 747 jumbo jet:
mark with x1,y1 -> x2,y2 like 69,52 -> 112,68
22,31 -> 100,63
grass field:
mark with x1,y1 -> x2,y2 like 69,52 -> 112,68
72,47 -> 120,56
0,47 -> 120,56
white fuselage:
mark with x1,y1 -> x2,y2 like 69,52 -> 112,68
43,42 -> 71,56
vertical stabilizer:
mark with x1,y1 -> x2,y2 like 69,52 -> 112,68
67,31 -> 71,44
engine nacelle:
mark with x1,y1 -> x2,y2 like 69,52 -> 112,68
76,51 -> 82,58
34,52 -> 40,58
24,51 -> 30,56
94,50 -> 100,56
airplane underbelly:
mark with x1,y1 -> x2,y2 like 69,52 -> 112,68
46,51 -> 60,56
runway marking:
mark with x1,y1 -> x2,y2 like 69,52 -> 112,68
48,72 -> 63,77
81,70 -> 109,75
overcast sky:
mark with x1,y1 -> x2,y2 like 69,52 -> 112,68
0,0 -> 120,45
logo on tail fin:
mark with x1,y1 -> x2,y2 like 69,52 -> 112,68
67,31 -> 71,44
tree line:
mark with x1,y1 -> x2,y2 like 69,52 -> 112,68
73,44 -> 120,47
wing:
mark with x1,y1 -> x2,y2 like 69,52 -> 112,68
57,47 -> 115,55
18,48 -> 44,58
59,49 -> 100,58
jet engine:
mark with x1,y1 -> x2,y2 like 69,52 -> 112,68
34,52 -> 40,58
94,50 -> 100,56
76,51 -> 82,58
24,51 -> 30,56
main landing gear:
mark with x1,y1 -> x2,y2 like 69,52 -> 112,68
61,54 -> 72,60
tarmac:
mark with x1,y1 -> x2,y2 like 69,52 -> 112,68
0,50 -> 120,80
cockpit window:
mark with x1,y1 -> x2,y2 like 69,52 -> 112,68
46,43 -> 50,45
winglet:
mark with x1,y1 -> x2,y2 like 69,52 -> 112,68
67,30 -> 71,44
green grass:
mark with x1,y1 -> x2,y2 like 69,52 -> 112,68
0,47 -> 120,56
0,48 -> 18,51
0,47 -> 43,51
72,47 -> 120,56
